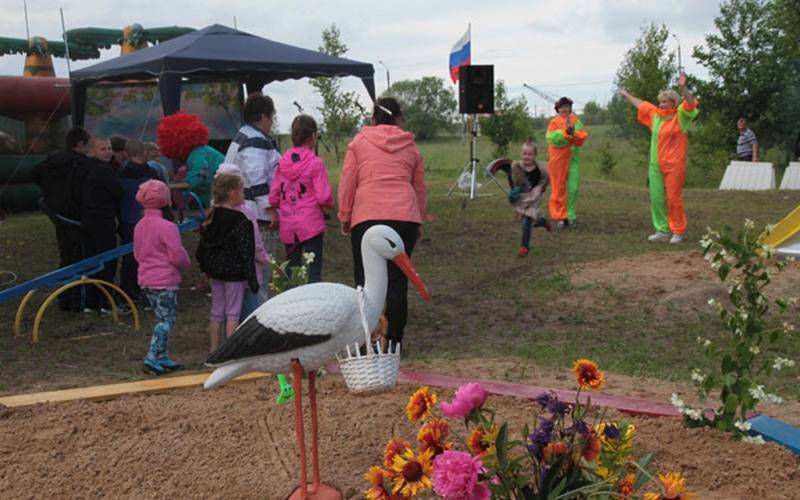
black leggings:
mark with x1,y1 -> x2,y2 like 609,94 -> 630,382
350,220 -> 420,344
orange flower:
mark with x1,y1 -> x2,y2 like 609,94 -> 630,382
574,358 -> 605,390
582,431 -> 601,462
389,447 -> 434,498
417,419 -> 451,456
406,387 -> 438,423
643,472 -> 695,500
364,466 -> 393,500
384,438 -> 412,469
542,441 -> 569,461
618,473 -> 636,499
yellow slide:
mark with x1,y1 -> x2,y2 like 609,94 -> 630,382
763,205 -> 800,248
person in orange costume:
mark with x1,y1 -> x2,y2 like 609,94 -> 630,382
546,97 -> 588,228
619,71 -> 698,244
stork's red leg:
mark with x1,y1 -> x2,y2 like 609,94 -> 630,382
291,360 -> 307,500
308,369 -> 320,489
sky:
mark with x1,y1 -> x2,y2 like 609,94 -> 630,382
0,0 -> 723,132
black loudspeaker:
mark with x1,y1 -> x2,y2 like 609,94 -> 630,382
459,65 -> 494,114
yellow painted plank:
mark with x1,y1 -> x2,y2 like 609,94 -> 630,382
0,371 -> 270,408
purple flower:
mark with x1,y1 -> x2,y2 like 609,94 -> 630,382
546,399 -> 570,416
534,392 -> 554,409
603,424 -> 621,440
527,417 -> 554,457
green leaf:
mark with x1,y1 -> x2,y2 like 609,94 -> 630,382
724,393 -> 738,413
496,423 -> 509,470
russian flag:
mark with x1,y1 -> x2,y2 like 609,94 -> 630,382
449,26 -> 471,83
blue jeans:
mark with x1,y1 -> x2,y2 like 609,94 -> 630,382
142,288 -> 177,362
521,216 -> 547,249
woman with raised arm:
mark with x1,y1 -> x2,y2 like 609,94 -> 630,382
618,71 -> 699,244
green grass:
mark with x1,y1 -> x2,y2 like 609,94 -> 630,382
2,135 -> 799,399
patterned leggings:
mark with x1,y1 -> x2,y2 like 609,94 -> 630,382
142,288 -> 177,362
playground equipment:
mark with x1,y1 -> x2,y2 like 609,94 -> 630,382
762,204 -> 800,257
1,193 -> 204,343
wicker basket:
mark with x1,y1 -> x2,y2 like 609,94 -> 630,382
336,287 -> 400,394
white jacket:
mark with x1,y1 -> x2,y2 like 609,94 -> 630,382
225,124 -> 281,221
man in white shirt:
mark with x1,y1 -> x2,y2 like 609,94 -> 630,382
225,94 -> 282,302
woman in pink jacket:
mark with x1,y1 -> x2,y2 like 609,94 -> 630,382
133,180 -> 191,376
338,97 -> 427,346
268,115 -> 334,283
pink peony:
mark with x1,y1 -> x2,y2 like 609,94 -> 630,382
440,383 -> 488,418
432,450 -> 490,500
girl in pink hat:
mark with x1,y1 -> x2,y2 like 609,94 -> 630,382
134,179 -> 191,375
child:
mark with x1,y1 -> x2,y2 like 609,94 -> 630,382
196,173 -> 259,352
133,180 -> 191,375
119,138 -> 160,305
509,139 -> 553,258
214,163 -> 270,321
268,115 -> 334,282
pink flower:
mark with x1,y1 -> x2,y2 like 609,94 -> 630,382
432,450 -> 490,500
440,383 -> 488,418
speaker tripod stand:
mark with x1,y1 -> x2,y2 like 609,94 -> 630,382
447,114 -> 508,201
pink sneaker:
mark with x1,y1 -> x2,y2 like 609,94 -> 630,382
518,247 -> 529,258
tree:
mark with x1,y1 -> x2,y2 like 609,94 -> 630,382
693,0 -> 800,162
580,101 -> 608,125
479,81 -> 536,158
388,77 -> 457,140
309,25 -> 364,164
610,23 -> 676,150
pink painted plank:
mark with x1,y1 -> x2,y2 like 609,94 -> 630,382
325,363 -> 680,417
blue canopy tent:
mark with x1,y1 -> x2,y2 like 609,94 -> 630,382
69,24 -> 376,126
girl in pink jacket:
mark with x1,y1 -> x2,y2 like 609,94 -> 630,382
268,115 -> 333,283
134,180 -> 191,376
337,97 -> 427,346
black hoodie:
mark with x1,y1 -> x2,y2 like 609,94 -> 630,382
30,149 -> 85,219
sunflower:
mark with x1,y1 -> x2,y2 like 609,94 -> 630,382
574,359 -> 605,390
618,473 -> 636,499
542,441 -> 569,461
364,466 -> 393,500
417,419 -> 451,456
643,472 -> 695,500
384,438 -> 412,469
389,447 -> 434,498
582,431 -> 601,462
467,424 -> 498,466
406,387 -> 438,423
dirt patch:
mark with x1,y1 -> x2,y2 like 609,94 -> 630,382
1,358 -> 798,499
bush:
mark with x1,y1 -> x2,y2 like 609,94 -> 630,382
598,141 -> 617,177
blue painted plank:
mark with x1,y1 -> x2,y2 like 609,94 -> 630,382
0,218 -> 199,304
748,415 -> 800,455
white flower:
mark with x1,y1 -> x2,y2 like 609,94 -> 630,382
761,244 -> 775,257
773,357 -> 796,371
683,407 -> 703,421
707,298 -> 716,306
766,393 -> 784,404
782,322 -> 796,333
704,339 -> 712,348
711,261 -> 722,270
787,297 -> 798,305
744,218 -> 755,229
734,420 -> 752,432
691,369 -> 706,384
749,385 -> 767,401
765,223 -> 776,234
741,435 -> 766,445
302,252 -> 316,265
749,345 -> 760,355
670,393 -> 685,410
787,256 -> 796,263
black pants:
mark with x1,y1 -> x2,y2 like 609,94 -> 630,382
738,155 -> 753,162
351,220 -> 419,344
81,218 -> 118,310
285,232 -> 325,283
54,222 -> 84,311
118,223 -> 140,301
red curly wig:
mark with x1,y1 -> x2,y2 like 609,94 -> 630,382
156,112 -> 209,161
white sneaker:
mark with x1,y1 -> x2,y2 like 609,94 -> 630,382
647,232 -> 671,242
669,234 -> 684,244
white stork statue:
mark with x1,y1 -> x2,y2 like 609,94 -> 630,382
204,225 -> 430,500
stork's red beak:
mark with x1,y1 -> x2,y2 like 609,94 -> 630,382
393,253 -> 431,301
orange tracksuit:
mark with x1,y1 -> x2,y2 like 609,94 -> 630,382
637,101 -> 699,235
546,113 -> 588,221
